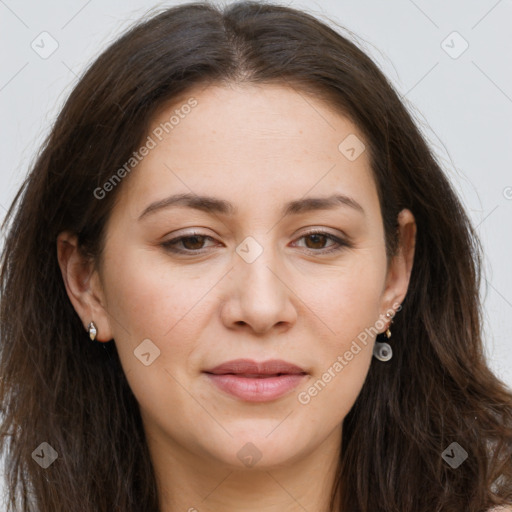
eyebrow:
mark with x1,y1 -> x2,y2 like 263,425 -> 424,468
138,192 -> 365,220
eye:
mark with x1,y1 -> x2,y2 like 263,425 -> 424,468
161,229 -> 351,255
161,232 -> 216,254
291,229 -> 351,254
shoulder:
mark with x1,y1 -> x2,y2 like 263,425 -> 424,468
488,507 -> 512,512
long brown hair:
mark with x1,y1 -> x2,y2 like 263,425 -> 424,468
1,2 -> 511,511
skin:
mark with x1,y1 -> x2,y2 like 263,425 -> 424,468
57,83 -> 416,512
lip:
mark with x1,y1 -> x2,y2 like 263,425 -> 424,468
203,359 -> 308,402
205,358 -> 306,375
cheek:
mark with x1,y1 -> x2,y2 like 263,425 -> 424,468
296,254 -> 386,340
299,344 -> 373,438
295,299 -> 378,435
100,247 -> 210,394
293,254 -> 384,413
103,245 -> 211,338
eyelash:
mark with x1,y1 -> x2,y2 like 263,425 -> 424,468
161,229 -> 351,256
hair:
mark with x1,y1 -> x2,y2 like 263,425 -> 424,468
1,1 -> 511,511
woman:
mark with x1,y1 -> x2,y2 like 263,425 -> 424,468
1,1 -> 511,511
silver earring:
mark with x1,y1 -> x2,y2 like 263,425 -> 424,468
88,321 -> 98,341
373,313 -> 393,362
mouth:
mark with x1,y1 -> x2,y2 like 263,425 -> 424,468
203,359 -> 308,402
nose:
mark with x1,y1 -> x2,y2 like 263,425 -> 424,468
219,243 -> 298,335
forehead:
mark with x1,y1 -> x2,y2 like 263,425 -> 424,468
115,83 -> 380,221
150,82 -> 362,151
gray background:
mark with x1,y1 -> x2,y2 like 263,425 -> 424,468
1,0 -> 511,502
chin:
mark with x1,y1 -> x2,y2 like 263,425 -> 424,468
203,429 -> 310,470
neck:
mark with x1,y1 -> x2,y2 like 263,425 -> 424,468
148,424 -> 343,512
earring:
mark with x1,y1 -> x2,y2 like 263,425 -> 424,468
88,321 -> 98,341
373,312 -> 393,362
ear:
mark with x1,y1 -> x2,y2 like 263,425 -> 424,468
379,208 -> 416,322
56,231 -> 113,342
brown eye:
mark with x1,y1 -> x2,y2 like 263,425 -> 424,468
161,233 -> 217,254
293,230 -> 350,255
179,235 -> 208,251
303,233 -> 329,250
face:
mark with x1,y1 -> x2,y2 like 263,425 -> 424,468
60,83 -> 414,473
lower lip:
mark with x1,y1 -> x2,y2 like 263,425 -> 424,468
205,373 -> 307,402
